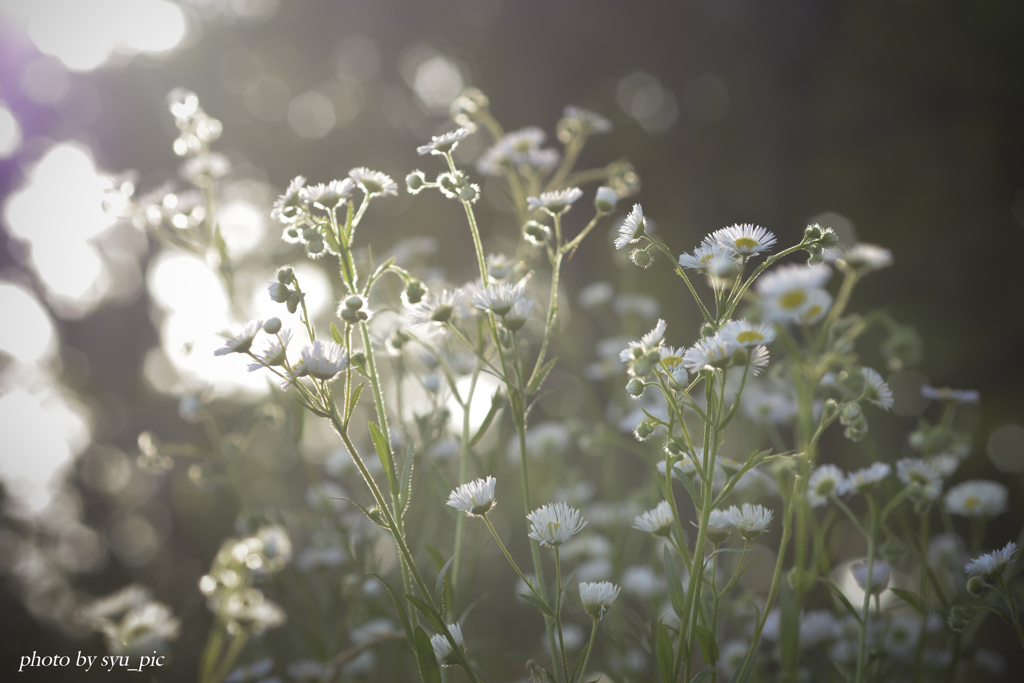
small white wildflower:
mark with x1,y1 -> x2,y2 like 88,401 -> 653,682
678,242 -> 736,272
472,282 -> 526,316
862,367 -> 894,410
486,253 -> 514,281
845,463 -> 891,494
631,500 -> 674,537
562,106 -> 613,134
706,509 -> 735,544
944,480 -> 1008,518
619,319 -> 667,362
447,476 -> 497,516
850,560 -> 890,595
797,287 -> 833,324
271,175 -> 306,223
476,127 -> 547,175
595,186 -> 618,212
681,334 -> 735,373
658,345 -> 688,385
931,454 -> 961,478
720,320 -> 776,348
300,178 -> 355,210
965,541 -> 1017,578
417,127 -> 471,156
527,187 -> 584,215
298,340 -> 348,381
527,502 -> 587,548
746,345 -> 770,376
430,623 -> 465,667
921,385 -> 980,404
579,581 -> 620,620
503,298 -> 535,332
214,319 -> 263,356
726,503 -> 773,540
807,464 -> 846,507
757,264 -> 832,323
614,204 -> 646,249
247,329 -> 293,371
348,167 -> 398,198
828,243 -> 893,272
896,458 -> 942,501
408,289 -> 461,325
708,223 -> 777,256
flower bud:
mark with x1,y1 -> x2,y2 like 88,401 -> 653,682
700,322 -> 716,339
268,282 -> 290,303
459,184 -> 479,203
404,280 -> 427,305
276,267 -> 294,284
804,224 -> 823,241
340,307 -> 360,323
594,186 -> 618,213
819,228 -> 839,246
947,605 -> 970,633
524,221 -> 551,246
626,377 -> 645,397
406,170 -> 426,194
345,295 -> 364,310
634,420 -> 656,441
630,248 -> 653,268
286,292 -> 301,314
967,575 -> 987,597
263,318 -> 282,335
306,238 -> 325,256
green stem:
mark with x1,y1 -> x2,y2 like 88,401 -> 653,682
854,500 -> 878,683
998,576 -> 1024,650
555,547 -> 570,683
578,618 -> 600,683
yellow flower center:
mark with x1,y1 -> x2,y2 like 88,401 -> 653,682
779,289 -> 807,310
964,495 -> 980,511
736,330 -> 764,343
734,237 -> 760,250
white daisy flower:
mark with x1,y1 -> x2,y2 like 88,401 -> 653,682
214,319 -> 263,356
298,340 -> 348,381
862,367 -> 894,410
658,345 -> 689,385
944,480 -> 1008,518
447,476 -> 497,516
417,127 -> 471,156
965,541 -> 1017,578
850,559 -> 890,595
476,127 -> 548,175
614,204 -> 647,249
247,329 -> 293,371
931,454 -> 961,478
746,345 -> 770,376
619,319 -> 668,371
706,508 -> 735,544
896,458 -> 942,501
430,623 -> 465,667
631,500 -> 674,537
681,334 -> 735,373
708,223 -> 777,256
921,385 -> 980,404
271,175 -> 307,223
527,502 -> 588,548
471,282 -> 526,316
595,185 -> 618,212
726,503 -> 773,539
678,242 -> 737,272
579,581 -> 620,620
503,298 -> 535,332
348,167 -> 398,198
827,243 -> 893,272
756,264 -> 832,322
797,287 -> 833,324
526,187 -> 584,215
807,464 -> 846,507
562,106 -> 613,134
300,178 -> 355,210
720,320 -> 776,348
408,289 -> 462,326
845,463 -> 891,494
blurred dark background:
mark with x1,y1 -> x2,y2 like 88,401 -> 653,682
1,0 -> 1023,679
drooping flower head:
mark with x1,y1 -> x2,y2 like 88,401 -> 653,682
579,581 -> 620,620
527,187 -> 583,216
845,463 -> 891,495
297,341 -> 348,381
430,623 -> 465,667
348,167 -> 398,198
861,367 -> 894,410
807,464 -> 846,507
271,176 -> 307,224
706,508 -> 735,544
214,319 -> 263,357
727,503 -> 773,540
527,502 -> 587,548
417,127 -> 471,156
447,477 -> 497,516
851,559 -> 890,595
409,289 -> 462,326
472,282 -> 526,316
965,541 -> 1017,578
631,500 -> 674,537
614,204 -> 647,250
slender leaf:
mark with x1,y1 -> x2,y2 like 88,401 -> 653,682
728,630 -> 761,683
365,256 -> 397,290
368,421 -> 399,499
399,443 -> 415,517
369,572 -> 413,643
406,594 -> 446,632
435,556 -> 455,616
519,592 -> 557,620
691,669 -> 717,683
678,472 -> 702,510
348,383 -> 365,414
890,588 -> 927,616
821,579 -> 861,623
338,497 -> 388,529
694,624 -> 719,665
663,546 -> 686,619
424,544 -> 446,571
469,392 -> 503,448
656,620 -> 674,683
330,322 -> 344,345
412,625 -> 442,683
526,356 -> 558,395
570,640 -> 590,683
